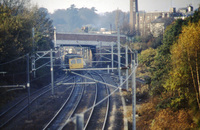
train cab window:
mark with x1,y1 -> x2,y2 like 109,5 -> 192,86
77,59 -> 82,64
71,59 -> 76,64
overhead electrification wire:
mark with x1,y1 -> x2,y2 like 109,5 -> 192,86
65,71 -> 134,124
101,55 -> 126,66
64,70 -> 135,125
0,54 -> 27,66
30,67 -> 62,82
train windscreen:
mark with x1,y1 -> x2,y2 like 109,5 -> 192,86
71,59 -> 76,64
77,59 -> 82,64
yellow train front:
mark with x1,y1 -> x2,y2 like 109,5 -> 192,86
64,54 -> 85,69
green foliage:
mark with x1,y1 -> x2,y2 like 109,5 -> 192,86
51,5 -> 98,32
50,5 -> 129,32
0,1 -> 53,63
0,0 -> 54,88
150,19 -> 186,96
156,95 -> 186,111
165,20 -> 200,111
137,7 -> 200,129
131,34 -> 163,53
138,48 -> 157,87
0,4 -> 32,62
31,7 -> 54,51
149,7 -> 200,97
147,35 -> 163,49
151,8 -> 200,122
139,48 -> 156,68
162,19 -> 185,52
186,7 -> 200,23
133,35 -> 152,43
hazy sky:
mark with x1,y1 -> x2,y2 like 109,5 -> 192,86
31,0 -> 200,13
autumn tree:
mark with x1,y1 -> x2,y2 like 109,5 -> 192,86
30,7 -> 54,51
0,0 -> 53,80
139,48 -> 157,85
165,20 -> 200,111
0,1 -> 32,62
139,48 -> 156,68
150,19 -> 186,95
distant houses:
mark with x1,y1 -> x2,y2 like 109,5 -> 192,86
134,5 -> 195,37
150,17 -> 174,37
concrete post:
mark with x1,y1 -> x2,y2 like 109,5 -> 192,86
76,114 -> 84,130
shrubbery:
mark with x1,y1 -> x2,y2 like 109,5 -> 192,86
136,7 -> 200,129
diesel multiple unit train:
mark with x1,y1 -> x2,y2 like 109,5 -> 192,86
64,54 -> 85,69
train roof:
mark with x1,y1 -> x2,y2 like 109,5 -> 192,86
65,54 -> 82,59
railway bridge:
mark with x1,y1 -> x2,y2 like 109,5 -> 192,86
54,33 -> 126,48
53,33 -> 127,65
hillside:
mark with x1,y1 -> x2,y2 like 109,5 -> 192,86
135,7 -> 200,129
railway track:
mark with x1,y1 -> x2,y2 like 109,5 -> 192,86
103,73 -> 125,130
59,72 -> 98,130
43,76 -> 85,130
57,71 -> 110,130
82,72 -> 98,130
84,71 -> 110,130
0,75 -> 73,129
1,70 -> 123,129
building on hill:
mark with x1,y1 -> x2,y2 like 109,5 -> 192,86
137,11 -> 163,36
175,5 -> 194,20
129,0 -> 195,37
178,5 -> 193,14
136,11 -> 175,37
150,17 -> 174,37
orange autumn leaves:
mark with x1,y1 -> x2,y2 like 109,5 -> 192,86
166,20 -> 200,109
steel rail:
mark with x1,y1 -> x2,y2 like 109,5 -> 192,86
43,76 -> 86,130
0,75 -> 72,128
84,71 -> 110,130
83,72 -> 98,130
94,71 -> 110,130
65,77 -> 85,120
42,77 -> 76,130
0,75 -> 67,118
59,77 -> 86,130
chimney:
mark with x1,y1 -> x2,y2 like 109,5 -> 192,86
130,0 -> 138,33
162,13 -> 166,18
188,5 -> 193,12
